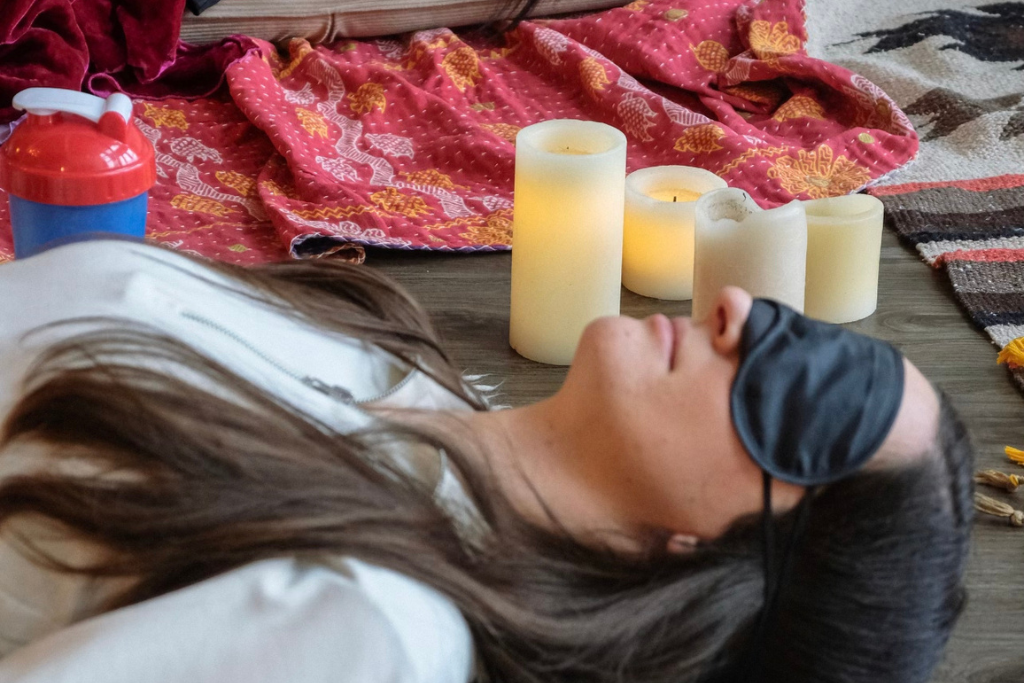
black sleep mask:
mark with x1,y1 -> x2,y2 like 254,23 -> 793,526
731,299 -> 905,486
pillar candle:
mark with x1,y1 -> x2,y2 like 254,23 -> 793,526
622,166 -> 727,300
803,194 -> 884,324
692,188 -> 807,321
509,120 -> 628,365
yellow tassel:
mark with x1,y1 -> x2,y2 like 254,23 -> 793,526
1006,446 -> 1024,466
997,337 -> 1024,368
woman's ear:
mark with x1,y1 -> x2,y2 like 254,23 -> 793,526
709,286 -> 752,355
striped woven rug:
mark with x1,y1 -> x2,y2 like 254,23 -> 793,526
806,0 -> 1024,390
874,174 -> 1024,389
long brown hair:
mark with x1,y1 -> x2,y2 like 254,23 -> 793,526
0,243 -> 973,683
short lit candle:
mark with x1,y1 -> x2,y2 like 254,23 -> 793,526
623,166 -> 728,300
692,188 -> 807,320
509,120 -> 628,365
803,194 -> 884,323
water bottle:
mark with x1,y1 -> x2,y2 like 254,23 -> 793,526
0,88 -> 156,258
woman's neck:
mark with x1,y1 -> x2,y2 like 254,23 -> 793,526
454,397 -> 656,552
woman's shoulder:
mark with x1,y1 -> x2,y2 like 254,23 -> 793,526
0,240 -> 239,335
0,239 -> 218,287
0,240 -> 383,433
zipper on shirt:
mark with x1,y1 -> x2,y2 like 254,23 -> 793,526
179,310 -> 415,405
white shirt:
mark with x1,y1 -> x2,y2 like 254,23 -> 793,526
0,240 -> 476,683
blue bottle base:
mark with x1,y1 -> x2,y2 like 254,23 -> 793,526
8,193 -> 148,259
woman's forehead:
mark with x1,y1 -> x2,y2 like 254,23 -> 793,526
870,359 -> 942,469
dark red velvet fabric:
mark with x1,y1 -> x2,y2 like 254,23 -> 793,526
74,0 -> 184,80
0,0 -> 256,123
0,0 -> 89,123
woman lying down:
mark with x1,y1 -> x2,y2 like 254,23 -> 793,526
0,239 -> 972,683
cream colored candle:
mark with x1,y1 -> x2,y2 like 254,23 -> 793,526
692,188 -> 807,320
623,166 -> 728,300
509,120 -> 628,365
803,194 -> 884,324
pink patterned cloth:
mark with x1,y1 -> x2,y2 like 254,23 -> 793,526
0,0 -> 917,264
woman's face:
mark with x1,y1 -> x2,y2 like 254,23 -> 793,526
551,287 -> 941,542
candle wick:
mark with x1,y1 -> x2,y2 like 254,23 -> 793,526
673,195 -> 677,202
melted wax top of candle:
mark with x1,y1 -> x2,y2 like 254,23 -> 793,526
646,188 -> 703,203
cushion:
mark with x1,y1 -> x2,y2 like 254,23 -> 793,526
179,0 -> 624,45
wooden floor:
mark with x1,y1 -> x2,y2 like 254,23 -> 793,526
371,229 -> 1024,682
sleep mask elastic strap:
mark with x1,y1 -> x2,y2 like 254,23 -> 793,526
748,474 -> 816,682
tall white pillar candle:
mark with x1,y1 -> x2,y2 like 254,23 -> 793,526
803,194 -> 884,324
692,188 -> 807,321
509,120 -> 627,365
622,166 -> 727,300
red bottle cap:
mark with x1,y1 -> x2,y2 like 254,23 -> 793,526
0,88 -> 156,206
